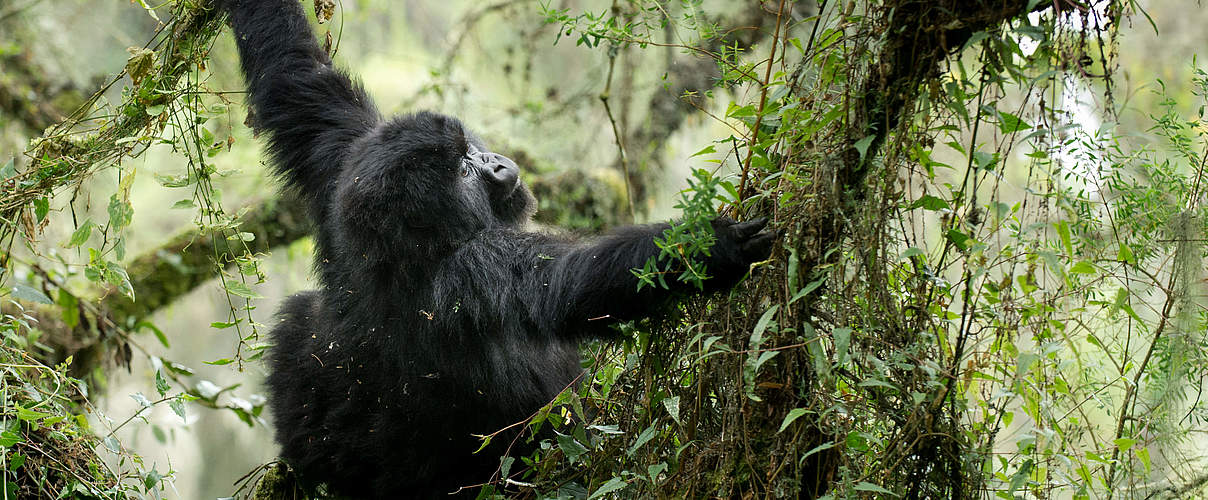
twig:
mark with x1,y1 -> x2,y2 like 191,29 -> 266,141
735,0 -> 787,205
600,41 -> 637,223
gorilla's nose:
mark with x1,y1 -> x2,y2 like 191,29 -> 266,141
478,152 -> 519,190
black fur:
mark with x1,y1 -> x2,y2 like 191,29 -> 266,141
221,0 -> 775,497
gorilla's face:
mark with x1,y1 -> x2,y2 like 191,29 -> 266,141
336,112 -> 534,247
457,143 -> 536,227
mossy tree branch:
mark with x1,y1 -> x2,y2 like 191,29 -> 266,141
1,1 -> 225,252
0,50 -> 90,134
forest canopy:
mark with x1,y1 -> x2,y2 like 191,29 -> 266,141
1,0 -> 1207,498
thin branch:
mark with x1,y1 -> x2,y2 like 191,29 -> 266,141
600,41 -> 637,223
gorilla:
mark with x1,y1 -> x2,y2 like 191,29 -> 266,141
221,0 -> 774,497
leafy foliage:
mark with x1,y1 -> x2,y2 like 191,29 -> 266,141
3,1 -> 1208,499
632,168 -> 725,291
0,317 -> 178,498
471,1 -> 1208,499
1,1 -> 276,496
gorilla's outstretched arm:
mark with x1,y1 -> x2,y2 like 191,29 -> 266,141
540,218 -> 774,334
225,0 -> 381,208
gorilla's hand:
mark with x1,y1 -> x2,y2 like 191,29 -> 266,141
705,217 -> 776,288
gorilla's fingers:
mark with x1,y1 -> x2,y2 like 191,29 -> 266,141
731,217 -> 769,239
741,230 -> 776,261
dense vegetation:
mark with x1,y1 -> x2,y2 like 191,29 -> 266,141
1,0 -> 1206,498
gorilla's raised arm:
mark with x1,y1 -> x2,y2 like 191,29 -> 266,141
223,0 -> 380,206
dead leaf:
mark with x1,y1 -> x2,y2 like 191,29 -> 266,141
125,47 -> 156,86
314,0 -> 335,24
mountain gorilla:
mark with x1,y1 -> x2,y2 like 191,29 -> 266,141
221,0 -> 774,497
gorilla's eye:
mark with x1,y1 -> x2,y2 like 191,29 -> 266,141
458,163 -> 471,178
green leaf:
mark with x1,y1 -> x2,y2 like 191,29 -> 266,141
499,456 -> 514,480
152,425 -> 167,443
169,399 -> 186,421
15,406 -> 50,422
627,425 -> 657,456
143,466 -> 164,490
108,194 -> 134,230
857,379 -> 895,390
102,436 -> 121,453
472,434 -> 492,454
131,392 -> 153,408
727,103 -> 757,118
154,173 -> 191,188
556,431 -> 588,463
788,278 -> 824,305
65,219 -> 94,248
224,281 -> 262,299
908,195 -> 950,211
1055,220 -> 1073,256
103,263 -> 135,299
0,158 -> 14,180
1008,459 -> 1033,494
745,305 -> 781,402
833,327 -> 851,365
1117,243 -> 1134,264
778,408 -> 808,433
165,361 -> 195,376
1136,446 -> 1151,473
647,462 -> 668,482
1069,260 -> 1097,274
0,430 -> 24,448
962,30 -> 991,50
997,110 -> 1032,134
800,442 -> 836,463
59,291 -> 80,328
662,396 -> 681,425
945,229 -> 972,250
8,452 -> 25,471
1114,438 -> 1136,452
718,180 -> 740,203
10,284 -> 52,305
804,324 -> 829,379
846,431 -> 869,452
139,322 -> 170,348
751,351 -> 778,369
853,135 -> 876,160
1015,352 -> 1040,377
854,482 -> 896,495
155,370 -> 170,397
973,150 -> 997,170
690,145 -> 717,157
588,477 -> 628,499
750,304 -> 780,348
34,197 -> 49,222
205,358 -> 235,366
588,424 -> 623,435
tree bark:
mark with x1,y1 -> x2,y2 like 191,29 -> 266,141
0,50 -> 89,134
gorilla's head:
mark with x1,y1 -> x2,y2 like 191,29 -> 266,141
334,111 -> 535,252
